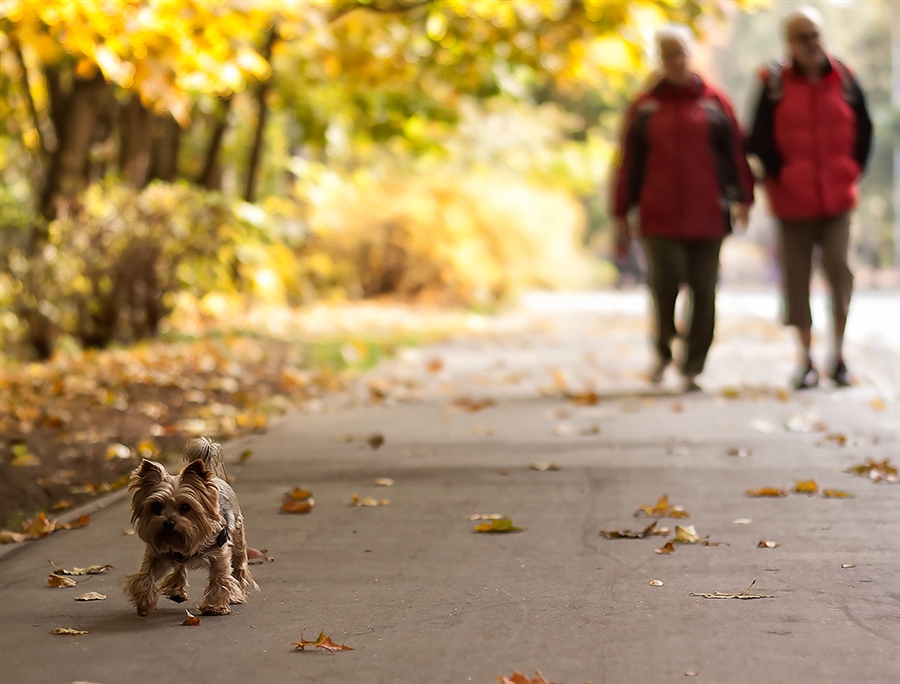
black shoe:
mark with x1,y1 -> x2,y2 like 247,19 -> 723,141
831,359 -> 852,387
794,363 -> 819,390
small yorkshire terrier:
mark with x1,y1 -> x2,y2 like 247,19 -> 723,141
124,437 -> 256,616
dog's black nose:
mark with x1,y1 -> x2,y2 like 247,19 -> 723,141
163,520 -> 175,531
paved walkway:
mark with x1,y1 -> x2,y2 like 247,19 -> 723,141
2,287 -> 898,684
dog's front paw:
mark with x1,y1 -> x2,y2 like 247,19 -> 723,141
198,603 -> 232,616
166,592 -> 189,604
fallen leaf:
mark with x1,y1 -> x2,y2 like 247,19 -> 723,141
22,513 -> 56,539
351,494 -> 388,507
655,541 -> 676,554
745,487 -> 788,497
530,462 -> 560,471
105,443 -> 132,460
649,579 -> 664,586
600,521 -> 669,540
48,574 -> 77,588
247,547 -> 274,564
239,449 -> 253,463
670,402 -> 684,413
551,423 -> 573,437
752,419 -> 776,434
468,513 -> 505,521
10,443 -> 40,466
0,530 -> 29,544
732,518 -> 753,525
367,433 -> 385,450
841,564 -> 856,569
580,425 -> 601,435
757,540 -> 780,549
49,627 -> 87,635
451,397 -> 496,412
844,458 -> 898,484
822,489 -> 854,498
474,518 -> 523,533
426,359 -> 444,373
635,494 -> 690,519
122,528 -> 135,536
50,560 -> 113,575
870,398 -> 886,411
566,390 -> 599,406
59,515 -> 91,530
293,632 -> 353,654
182,610 -> 200,626
75,592 -> 107,601
685,672 -> 698,677
286,488 -> 313,501
792,480 -> 818,495
819,433 -> 847,446
690,579 -> 774,600
50,500 -> 70,511
674,525 -> 700,544
373,478 -> 394,487
281,500 -> 314,514
497,670 -> 555,684
728,447 -> 753,458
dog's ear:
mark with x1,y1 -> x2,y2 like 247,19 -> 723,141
130,459 -> 167,492
181,458 -> 214,483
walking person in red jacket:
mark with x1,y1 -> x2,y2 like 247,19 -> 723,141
747,7 -> 873,389
612,23 -> 754,393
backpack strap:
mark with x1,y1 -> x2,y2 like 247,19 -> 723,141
762,61 -> 785,102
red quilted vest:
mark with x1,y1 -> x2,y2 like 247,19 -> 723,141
766,60 -> 860,219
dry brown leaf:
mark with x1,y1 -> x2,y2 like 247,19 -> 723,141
474,518 -> 523,533
656,541 -> 676,554
281,500 -> 314,514
635,494 -> 690,519
757,540 -> 780,549
351,494 -> 388,507
286,488 -> 313,501
451,397 -> 496,412
600,521 -> 669,539
50,560 -> 112,576
530,462 -> 560,471
690,579 -> 774,600
870,398 -> 886,411
841,564 -> 856,569
247,547 -> 274,564
122,528 -> 135,536
367,433 -> 385,450
48,574 -> 77,588
649,579 -> 664,586
49,627 -> 87,635
238,449 -> 254,462
75,592 -> 107,601
293,632 -> 353,654
792,480 -> 818,495
566,391 -> 599,406
674,525 -> 700,544
745,487 -> 788,497
426,359 -> 444,373
373,478 -> 394,487
844,458 -> 898,484
182,610 -> 200,626
22,513 -> 56,539
727,447 -> 753,458
497,670 -> 555,684
59,514 -> 91,530
822,489 -> 854,498
0,530 -> 29,544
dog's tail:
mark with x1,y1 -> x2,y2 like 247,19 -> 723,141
183,437 -> 227,479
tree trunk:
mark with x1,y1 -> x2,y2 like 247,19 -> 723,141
243,28 -> 279,203
39,71 -> 111,219
148,113 -> 181,183
119,96 -> 153,186
198,96 -> 233,191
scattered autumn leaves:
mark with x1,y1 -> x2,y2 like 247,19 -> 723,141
293,632 -> 353,654
1,513 -> 91,544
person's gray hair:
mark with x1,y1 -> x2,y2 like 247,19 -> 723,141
781,6 -> 823,44
654,23 -> 696,59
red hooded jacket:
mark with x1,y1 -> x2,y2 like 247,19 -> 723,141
746,56 -> 873,220
612,75 -> 754,240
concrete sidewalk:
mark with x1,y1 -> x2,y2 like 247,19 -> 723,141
2,288 -> 899,684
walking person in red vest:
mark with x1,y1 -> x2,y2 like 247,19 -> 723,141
747,7 -> 873,389
612,23 -> 754,393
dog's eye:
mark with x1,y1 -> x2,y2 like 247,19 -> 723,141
178,503 -> 192,514
150,502 -> 163,515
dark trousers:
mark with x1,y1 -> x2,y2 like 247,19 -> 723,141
642,236 -> 723,377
